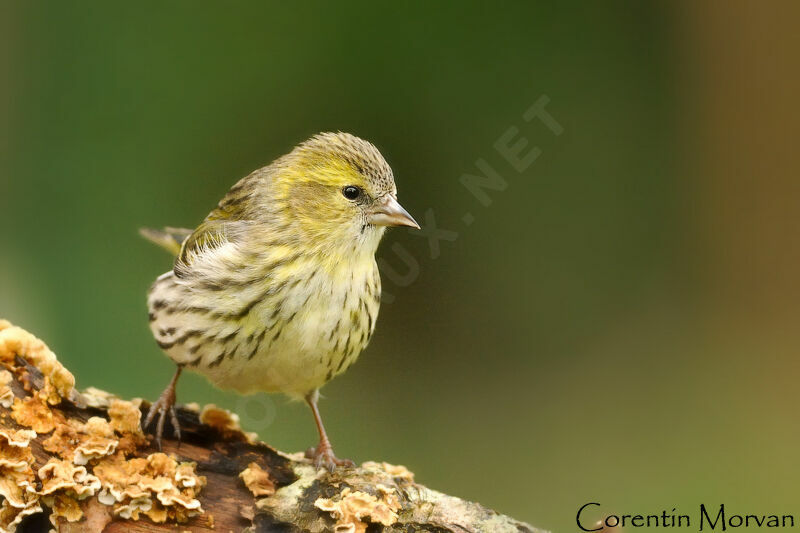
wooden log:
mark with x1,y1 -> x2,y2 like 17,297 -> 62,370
0,321 -> 539,533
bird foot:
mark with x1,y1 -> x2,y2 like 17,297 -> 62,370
305,444 -> 355,472
143,383 -> 181,450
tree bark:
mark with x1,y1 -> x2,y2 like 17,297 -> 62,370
0,321 -> 539,533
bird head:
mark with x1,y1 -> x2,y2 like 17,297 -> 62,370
272,132 -> 419,253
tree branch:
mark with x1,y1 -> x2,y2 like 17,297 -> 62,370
0,320 -> 540,533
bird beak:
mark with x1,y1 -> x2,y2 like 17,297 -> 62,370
368,195 -> 420,229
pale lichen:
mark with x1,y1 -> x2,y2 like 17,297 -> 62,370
80,387 -> 116,409
362,461 -> 415,482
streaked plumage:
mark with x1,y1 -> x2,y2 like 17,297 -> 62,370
142,132 -> 418,469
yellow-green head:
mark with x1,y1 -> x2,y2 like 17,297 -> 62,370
211,132 -> 418,258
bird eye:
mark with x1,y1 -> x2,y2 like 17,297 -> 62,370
342,186 -> 361,200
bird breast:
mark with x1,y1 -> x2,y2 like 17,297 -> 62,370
148,251 -> 381,397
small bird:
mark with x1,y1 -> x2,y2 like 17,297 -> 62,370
140,132 -> 419,470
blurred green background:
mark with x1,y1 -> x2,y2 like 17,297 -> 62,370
3,1 -> 800,531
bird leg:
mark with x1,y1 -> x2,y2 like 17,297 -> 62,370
143,365 -> 183,450
304,390 -> 354,472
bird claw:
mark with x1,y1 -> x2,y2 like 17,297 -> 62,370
143,388 -> 181,450
305,445 -> 355,472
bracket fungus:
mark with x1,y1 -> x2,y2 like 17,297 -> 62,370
314,485 -> 401,533
0,321 -> 208,531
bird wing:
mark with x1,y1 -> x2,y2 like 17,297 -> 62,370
139,226 -> 194,256
174,218 -> 232,272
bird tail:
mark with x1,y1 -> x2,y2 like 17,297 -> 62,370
139,226 -> 193,256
